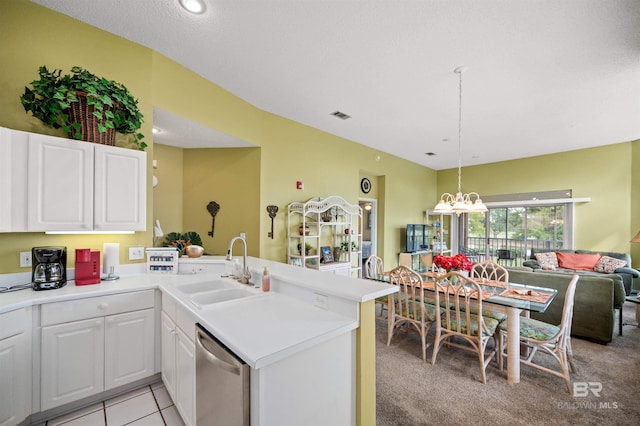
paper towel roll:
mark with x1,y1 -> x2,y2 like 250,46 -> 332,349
103,243 -> 120,275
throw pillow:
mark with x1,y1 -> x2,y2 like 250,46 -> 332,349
556,252 -> 601,271
594,255 -> 627,274
534,252 -> 559,270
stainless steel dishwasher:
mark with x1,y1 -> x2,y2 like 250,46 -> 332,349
195,324 -> 250,425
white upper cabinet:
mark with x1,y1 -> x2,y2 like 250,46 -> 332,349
94,144 -> 146,231
0,128 -> 28,232
0,126 -> 146,232
27,132 -> 94,231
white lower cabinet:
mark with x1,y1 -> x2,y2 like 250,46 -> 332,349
161,298 -> 196,426
0,308 -> 30,426
41,318 -> 105,410
175,327 -> 195,426
104,309 -> 155,391
40,291 -> 155,411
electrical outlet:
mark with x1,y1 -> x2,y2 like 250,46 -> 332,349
240,232 -> 246,240
20,251 -> 32,268
129,247 -> 145,260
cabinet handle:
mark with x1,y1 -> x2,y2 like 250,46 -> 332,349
98,303 -> 108,310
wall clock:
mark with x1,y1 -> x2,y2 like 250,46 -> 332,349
360,178 -> 371,194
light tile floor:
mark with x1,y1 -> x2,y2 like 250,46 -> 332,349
46,382 -> 184,426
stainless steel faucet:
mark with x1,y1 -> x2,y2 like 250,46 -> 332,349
226,235 -> 251,284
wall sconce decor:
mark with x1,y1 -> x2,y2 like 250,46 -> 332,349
266,205 -> 278,239
206,201 -> 220,237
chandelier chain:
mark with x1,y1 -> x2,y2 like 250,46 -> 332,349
457,68 -> 463,194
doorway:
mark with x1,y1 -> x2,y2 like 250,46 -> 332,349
359,198 -> 377,265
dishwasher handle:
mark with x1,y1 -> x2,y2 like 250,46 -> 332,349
196,329 -> 243,376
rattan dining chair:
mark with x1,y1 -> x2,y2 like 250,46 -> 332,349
430,271 -> 500,384
387,265 -> 443,362
472,260 -> 509,283
364,255 -> 387,319
471,260 -> 509,369
498,274 -> 579,393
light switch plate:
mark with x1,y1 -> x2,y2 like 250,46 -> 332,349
129,247 -> 145,260
20,251 -> 32,268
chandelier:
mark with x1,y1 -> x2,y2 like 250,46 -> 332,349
433,66 -> 487,216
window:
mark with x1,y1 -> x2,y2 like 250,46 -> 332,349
465,204 -> 571,265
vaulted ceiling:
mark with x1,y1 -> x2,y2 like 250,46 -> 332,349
32,0 -> 640,169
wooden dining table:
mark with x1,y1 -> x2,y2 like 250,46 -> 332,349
373,271 -> 558,384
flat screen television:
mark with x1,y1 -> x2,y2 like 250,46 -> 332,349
405,224 -> 429,253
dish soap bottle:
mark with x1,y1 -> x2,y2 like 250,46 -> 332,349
262,267 -> 270,292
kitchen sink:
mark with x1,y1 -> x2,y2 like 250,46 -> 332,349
176,280 -> 236,294
189,287 -> 257,309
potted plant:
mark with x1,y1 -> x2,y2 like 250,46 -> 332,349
340,241 -> 359,252
297,242 -> 313,255
20,65 -> 146,150
163,231 -> 203,256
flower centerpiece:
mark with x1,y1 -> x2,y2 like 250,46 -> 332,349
433,253 -> 473,272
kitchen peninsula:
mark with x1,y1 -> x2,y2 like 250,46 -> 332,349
0,256 -> 396,426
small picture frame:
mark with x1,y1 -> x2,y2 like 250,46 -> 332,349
321,246 -> 334,263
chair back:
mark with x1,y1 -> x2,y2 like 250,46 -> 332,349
388,265 -> 430,328
472,260 -> 509,282
364,255 -> 384,280
557,274 -> 580,344
435,272 -> 493,340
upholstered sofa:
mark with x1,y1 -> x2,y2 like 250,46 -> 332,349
507,267 -> 624,344
522,248 -> 639,296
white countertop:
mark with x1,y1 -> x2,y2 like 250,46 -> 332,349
0,257 -> 397,369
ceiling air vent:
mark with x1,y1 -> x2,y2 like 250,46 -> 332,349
331,111 -> 351,120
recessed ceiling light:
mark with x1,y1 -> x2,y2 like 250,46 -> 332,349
179,0 -> 205,14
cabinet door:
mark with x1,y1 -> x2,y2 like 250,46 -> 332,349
0,334 -> 27,426
41,318 -> 105,410
27,133 -> 94,231
104,309 -> 155,391
94,144 -> 146,231
0,128 -> 12,232
175,327 -> 196,426
160,312 -> 177,401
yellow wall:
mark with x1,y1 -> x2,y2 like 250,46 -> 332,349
152,143 -> 184,243
0,0 -> 153,272
1,1 -> 637,273
436,142 -> 636,255
0,0 -> 436,273
631,140 -> 640,265
182,148 -> 261,256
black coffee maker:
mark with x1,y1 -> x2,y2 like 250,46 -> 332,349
32,246 -> 67,290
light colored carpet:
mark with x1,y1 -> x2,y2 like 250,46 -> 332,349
376,300 -> 640,425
